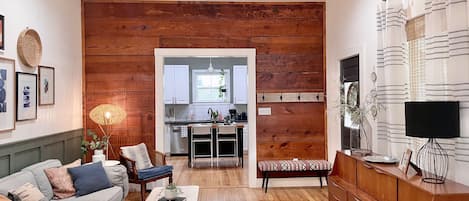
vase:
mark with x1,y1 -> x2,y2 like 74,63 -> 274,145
92,149 -> 105,163
164,188 -> 180,200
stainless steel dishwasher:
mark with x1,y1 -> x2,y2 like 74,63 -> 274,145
170,125 -> 188,155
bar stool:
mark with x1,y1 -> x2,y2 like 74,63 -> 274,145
216,125 -> 238,167
191,125 -> 213,167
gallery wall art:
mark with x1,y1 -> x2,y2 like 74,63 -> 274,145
0,57 -> 15,131
16,72 -> 37,121
0,15 -> 4,50
38,65 -> 54,105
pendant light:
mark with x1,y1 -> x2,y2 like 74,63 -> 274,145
208,57 -> 214,72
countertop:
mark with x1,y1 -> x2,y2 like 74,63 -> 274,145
165,119 -> 248,125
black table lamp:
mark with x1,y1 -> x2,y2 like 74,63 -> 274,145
405,101 -> 460,184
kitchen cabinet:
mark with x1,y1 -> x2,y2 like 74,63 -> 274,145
164,65 -> 189,104
233,65 -> 248,104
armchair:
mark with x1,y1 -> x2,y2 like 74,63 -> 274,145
119,143 -> 173,201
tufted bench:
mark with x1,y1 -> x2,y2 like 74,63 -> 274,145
258,160 -> 331,193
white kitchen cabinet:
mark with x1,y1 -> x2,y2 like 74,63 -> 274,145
164,65 -> 189,104
233,65 -> 248,104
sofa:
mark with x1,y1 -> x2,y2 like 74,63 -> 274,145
0,159 -> 129,201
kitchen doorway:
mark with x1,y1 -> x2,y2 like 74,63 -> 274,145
154,48 -> 258,187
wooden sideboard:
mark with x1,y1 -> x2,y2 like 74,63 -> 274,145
329,150 -> 469,201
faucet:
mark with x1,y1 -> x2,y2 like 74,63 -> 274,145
207,107 -> 218,122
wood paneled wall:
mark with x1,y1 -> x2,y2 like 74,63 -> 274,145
83,2 -> 326,165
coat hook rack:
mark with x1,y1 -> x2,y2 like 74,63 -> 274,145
257,92 -> 325,103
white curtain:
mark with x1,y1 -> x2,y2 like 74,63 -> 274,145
376,0 -> 410,158
424,0 -> 469,184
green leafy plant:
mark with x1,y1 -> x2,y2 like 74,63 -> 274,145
81,129 -> 109,156
166,183 -> 177,190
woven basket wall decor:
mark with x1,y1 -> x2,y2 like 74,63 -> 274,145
17,28 -> 42,67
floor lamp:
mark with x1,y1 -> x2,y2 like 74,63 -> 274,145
89,104 -> 127,160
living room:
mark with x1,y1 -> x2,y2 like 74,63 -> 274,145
1,0 -> 469,201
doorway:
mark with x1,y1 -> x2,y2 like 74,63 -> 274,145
154,48 -> 258,187
340,55 -> 360,150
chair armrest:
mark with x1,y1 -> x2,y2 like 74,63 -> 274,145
103,165 -> 129,199
120,154 -> 139,180
149,150 -> 166,166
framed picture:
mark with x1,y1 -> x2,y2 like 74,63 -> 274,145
0,15 -> 3,50
0,57 -> 15,131
38,65 -> 55,105
16,72 -> 37,121
398,149 -> 413,174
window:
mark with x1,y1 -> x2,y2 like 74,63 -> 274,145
192,69 -> 230,103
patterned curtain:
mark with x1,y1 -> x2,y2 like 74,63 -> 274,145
376,1 -> 410,158
424,0 -> 469,183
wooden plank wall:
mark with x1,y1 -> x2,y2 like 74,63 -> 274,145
83,2 -> 326,164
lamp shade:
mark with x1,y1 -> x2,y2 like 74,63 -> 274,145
89,104 -> 126,126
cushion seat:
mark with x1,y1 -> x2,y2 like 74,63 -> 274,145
57,186 -> 122,201
137,165 -> 173,180
257,160 -> 331,172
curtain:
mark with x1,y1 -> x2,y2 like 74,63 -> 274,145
424,0 -> 469,183
376,0 -> 410,158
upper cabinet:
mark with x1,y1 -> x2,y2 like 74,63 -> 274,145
233,65 -> 248,104
164,65 -> 190,104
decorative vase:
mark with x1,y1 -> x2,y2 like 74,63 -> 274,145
92,149 -> 105,163
164,188 -> 178,200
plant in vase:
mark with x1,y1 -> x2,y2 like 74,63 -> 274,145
81,129 -> 109,162
164,183 -> 181,200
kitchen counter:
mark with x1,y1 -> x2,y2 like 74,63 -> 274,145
165,119 -> 248,124
187,123 -> 244,128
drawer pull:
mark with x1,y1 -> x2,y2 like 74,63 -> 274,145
362,163 -> 373,169
375,169 -> 386,175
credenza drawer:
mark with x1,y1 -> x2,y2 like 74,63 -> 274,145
357,162 -> 397,201
329,179 -> 347,201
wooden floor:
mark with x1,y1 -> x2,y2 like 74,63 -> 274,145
126,155 -> 328,201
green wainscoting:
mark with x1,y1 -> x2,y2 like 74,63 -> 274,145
0,129 -> 83,177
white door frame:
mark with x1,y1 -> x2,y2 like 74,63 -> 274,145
154,48 -> 258,187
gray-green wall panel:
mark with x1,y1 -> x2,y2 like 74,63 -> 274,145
0,129 -> 82,177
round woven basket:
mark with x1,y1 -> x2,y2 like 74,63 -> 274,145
17,28 -> 42,67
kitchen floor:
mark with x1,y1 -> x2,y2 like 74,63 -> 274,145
125,155 -> 328,201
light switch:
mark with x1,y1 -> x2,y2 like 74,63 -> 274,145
258,107 -> 272,115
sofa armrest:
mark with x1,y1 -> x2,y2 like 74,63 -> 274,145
103,165 -> 129,199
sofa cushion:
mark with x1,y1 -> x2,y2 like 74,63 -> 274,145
8,182 -> 46,201
22,159 -> 62,200
120,143 -> 153,170
68,162 -> 112,196
137,165 -> 173,180
0,171 -> 37,197
44,159 -> 81,199
57,186 -> 122,201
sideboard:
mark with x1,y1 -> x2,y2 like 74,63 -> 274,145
329,150 -> 469,201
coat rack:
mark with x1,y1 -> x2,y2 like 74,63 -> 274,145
257,92 -> 325,103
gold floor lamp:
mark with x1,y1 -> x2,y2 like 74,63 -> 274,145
89,104 -> 127,160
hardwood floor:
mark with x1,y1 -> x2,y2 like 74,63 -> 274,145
126,155 -> 328,201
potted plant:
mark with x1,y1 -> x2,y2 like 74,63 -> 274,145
81,129 -> 109,162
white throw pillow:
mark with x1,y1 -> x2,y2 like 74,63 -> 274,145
9,183 -> 46,201
121,143 -> 153,170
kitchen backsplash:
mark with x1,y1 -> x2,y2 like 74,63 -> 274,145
165,103 -> 247,121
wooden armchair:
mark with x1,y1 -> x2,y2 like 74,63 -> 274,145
120,147 -> 173,201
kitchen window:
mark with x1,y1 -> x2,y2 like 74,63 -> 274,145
192,69 -> 230,103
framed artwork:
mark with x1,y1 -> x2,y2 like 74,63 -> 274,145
38,65 -> 55,105
0,15 -> 3,50
398,149 -> 413,174
0,57 -> 15,131
16,72 -> 37,121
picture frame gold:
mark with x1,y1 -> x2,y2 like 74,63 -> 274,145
0,56 -> 16,131
399,149 -> 413,174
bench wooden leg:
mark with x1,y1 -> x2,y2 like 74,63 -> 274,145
319,174 -> 323,188
262,172 -> 266,188
265,172 -> 269,193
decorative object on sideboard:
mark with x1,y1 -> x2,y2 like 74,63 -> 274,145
17,28 -> 42,67
398,149 -> 413,174
16,72 -> 37,121
89,104 -> 127,159
0,57 -> 15,131
405,101 -> 460,184
0,15 -> 4,50
38,65 -> 55,105
363,155 -> 399,164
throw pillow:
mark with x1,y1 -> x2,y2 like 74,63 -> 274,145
8,183 -> 45,201
44,159 -> 81,199
67,161 -> 112,196
120,143 -> 153,170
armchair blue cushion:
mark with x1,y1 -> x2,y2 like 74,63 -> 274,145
137,165 -> 173,180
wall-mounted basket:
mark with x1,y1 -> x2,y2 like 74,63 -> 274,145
17,28 -> 42,67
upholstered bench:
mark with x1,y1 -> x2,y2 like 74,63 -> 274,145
257,160 -> 331,193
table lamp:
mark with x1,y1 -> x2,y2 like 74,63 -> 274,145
405,101 -> 460,184
89,104 -> 127,159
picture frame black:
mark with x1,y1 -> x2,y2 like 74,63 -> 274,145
16,72 -> 37,121
38,65 -> 55,105
0,15 -> 4,50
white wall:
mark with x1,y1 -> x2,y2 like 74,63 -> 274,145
326,0 -> 380,162
0,0 -> 82,144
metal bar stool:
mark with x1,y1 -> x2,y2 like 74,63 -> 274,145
191,125 -> 213,167
216,125 -> 238,167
